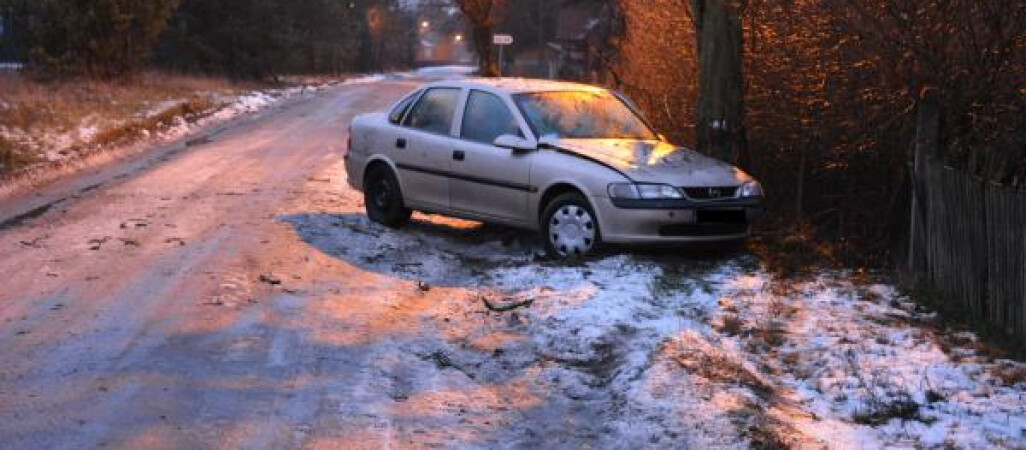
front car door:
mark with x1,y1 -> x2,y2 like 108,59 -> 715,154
393,87 -> 462,211
450,89 -> 534,224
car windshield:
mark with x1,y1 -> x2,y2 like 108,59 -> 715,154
513,90 -> 657,140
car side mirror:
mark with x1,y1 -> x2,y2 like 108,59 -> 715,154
493,134 -> 537,153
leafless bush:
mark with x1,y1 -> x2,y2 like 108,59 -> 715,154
844,350 -> 925,425
604,0 -> 1024,266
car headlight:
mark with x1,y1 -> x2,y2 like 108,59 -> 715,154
740,181 -> 763,197
608,183 -> 684,200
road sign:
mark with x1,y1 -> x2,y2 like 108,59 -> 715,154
493,34 -> 513,46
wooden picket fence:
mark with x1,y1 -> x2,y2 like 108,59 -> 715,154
909,89 -> 1025,346
984,179 -> 1026,342
916,158 -> 1026,345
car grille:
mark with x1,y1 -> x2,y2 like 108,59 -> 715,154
681,186 -> 739,201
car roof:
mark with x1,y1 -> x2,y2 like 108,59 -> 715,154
424,77 -> 608,95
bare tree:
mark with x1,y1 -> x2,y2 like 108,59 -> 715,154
690,0 -> 746,164
453,0 -> 509,77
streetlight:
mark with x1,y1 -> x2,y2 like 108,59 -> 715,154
420,20 -> 430,29
454,34 -> 463,42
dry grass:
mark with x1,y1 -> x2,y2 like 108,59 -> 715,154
0,135 -> 39,168
717,313 -> 746,336
0,72 -> 260,173
668,335 -> 775,400
87,96 -> 218,149
992,362 -> 1026,387
0,72 -> 237,129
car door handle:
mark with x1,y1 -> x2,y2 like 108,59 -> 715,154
452,150 -> 465,161
396,138 -> 407,149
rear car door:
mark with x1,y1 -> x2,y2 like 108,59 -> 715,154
450,90 -> 534,223
393,87 -> 462,211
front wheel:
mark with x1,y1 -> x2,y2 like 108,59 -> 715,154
364,166 -> 412,228
542,193 -> 601,258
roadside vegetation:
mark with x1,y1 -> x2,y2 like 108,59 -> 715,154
0,72 -> 253,174
601,0 -> 1025,268
0,0 -> 414,176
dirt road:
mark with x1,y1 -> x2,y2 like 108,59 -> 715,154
1,78 -> 1022,450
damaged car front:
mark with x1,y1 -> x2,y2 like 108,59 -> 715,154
514,89 -> 765,248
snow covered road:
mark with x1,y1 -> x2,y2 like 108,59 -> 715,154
0,78 -> 1022,449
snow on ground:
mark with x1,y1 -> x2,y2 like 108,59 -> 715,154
136,85 -> 326,146
340,74 -> 389,85
0,82 -> 331,169
286,174 -> 1026,449
346,65 -> 477,84
2,69 -> 468,163
715,274 -> 1026,448
416,65 -> 477,77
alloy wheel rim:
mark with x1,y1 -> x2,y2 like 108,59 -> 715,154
549,205 -> 596,256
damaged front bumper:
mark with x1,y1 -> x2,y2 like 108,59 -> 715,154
597,196 -> 764,244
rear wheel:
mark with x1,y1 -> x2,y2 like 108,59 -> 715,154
364,165 -> 411,228
542,193 -> 601,258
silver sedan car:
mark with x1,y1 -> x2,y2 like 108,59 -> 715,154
345,78 -> 763,257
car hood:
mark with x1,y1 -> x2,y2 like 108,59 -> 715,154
552,139 -> 753,187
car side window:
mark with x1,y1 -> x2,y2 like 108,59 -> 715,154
389,91 -> 420,124
403,88 -> 460,135
460,90 -> 523,144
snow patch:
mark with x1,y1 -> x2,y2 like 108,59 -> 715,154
1,82 -> 333,170
342,74 -> 388,85
713,273 -> 1026,448
416,65 -> 477,76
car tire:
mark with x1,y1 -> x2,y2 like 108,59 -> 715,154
542,192 -> 601,258
364,165 -> 412,228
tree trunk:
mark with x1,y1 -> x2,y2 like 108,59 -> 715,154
691,0 -> 746,165
472,25 -> 498,77
356,2 -> 375,73
908,88 -> 941,274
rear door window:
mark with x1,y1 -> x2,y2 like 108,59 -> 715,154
403,88 -> 460,135
389,91 -> 420,124
460,90 -> 523,144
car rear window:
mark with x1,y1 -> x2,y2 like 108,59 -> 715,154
389,91 -> 420,124
403,88 -> 460,135
460,90 -> 523,144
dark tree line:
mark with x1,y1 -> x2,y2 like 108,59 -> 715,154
0,0 -> 417,80
0,0 -> 179,79
158,0 -> 416,79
